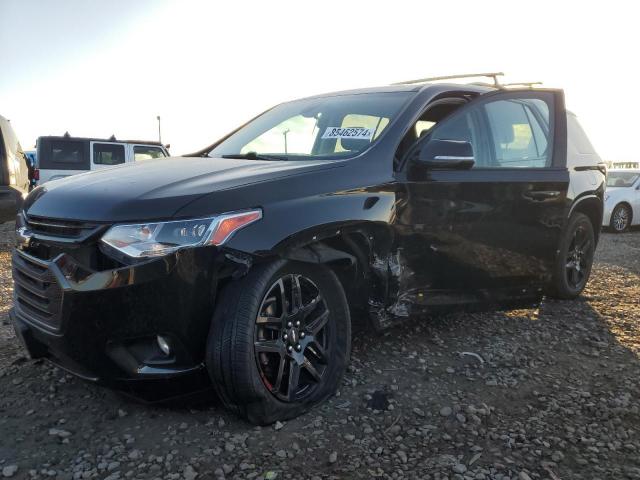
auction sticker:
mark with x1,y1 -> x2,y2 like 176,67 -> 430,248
321,126 -> 374,140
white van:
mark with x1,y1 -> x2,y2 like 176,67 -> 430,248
36,135 -> 170,184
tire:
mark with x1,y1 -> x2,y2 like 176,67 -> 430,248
548,212 -> 595,299
610,203 -> 632,233
206,259 -> 351,425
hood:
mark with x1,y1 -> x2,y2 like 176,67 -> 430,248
606,186 -> 635,197
24,156 -> 339,222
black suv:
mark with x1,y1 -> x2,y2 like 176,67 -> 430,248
11,76 -> 605,424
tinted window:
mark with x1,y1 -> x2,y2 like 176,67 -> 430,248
421,95 -> 553,169
430,111 -> 486,164
52,141 -> 85,165
93,143 -> 125,165
37,139 -> 90,171
432,113 -> 477,144
134,146 -> 166,161
484,99 -> 551,168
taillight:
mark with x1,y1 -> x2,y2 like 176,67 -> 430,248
33,169 -> 40,181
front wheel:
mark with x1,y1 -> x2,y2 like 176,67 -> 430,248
548,212 -> 595,299
610,203 -> 632,233
206,260 -> 351,425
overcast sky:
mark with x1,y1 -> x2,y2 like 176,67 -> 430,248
1,0 -> 638,160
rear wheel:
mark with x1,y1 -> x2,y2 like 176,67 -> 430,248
549,213 -> 595,299
610,203 -> 632,233
206,260 -> 350,425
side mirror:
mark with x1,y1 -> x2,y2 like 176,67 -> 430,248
417,139 -> 475,170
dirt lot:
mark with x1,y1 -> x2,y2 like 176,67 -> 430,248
1,224 -> 639,480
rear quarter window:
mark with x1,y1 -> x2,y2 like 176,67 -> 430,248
38,139 -> 90,171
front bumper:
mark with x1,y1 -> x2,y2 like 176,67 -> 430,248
10,246 -> 239,400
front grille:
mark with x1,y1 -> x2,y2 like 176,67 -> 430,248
12,250 -> 64,331
26,215 -> 102,241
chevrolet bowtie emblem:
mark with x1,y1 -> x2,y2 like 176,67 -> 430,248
16,226 -> 33,249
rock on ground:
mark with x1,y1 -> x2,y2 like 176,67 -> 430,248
1,224 -> 640,479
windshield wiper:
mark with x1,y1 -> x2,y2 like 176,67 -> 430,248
220,152 -> 288,161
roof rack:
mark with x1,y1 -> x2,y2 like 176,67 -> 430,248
501,81 -> 543,88
393,72 -> 504,87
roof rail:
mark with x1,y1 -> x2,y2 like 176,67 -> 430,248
393,72 -> 504,87
501,81 -> 543,88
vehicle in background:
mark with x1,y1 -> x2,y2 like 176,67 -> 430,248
0,115 -> 30,222
603,169 -> 640,232
24,150 -> 37,190
24,150 -> 37,166
36,134 -> 169,184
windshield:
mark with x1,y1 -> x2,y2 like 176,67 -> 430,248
209,92 -> 412,160
607,172 -> 639,188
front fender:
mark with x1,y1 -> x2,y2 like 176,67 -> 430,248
224,188 -> 399,255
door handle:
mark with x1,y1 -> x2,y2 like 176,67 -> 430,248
523,190 -> 561,201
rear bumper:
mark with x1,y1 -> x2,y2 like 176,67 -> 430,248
10,246 -> 241,400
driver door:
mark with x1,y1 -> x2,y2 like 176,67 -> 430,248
396,89 -> 569,303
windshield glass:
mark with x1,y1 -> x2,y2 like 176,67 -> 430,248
209,92 -> 412,160
607,171 -> 639,188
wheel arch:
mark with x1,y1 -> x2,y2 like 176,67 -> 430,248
273,222 -> 395,318
569,195 -> 603,244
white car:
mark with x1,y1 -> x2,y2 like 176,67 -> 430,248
603,169 -> 640,232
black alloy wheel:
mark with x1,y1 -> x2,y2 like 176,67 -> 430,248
565,223 -> 594,291
206,260 -> 350,425
610,204 -> 631,233
254,274 -> 330,402
549,212 -> 595,299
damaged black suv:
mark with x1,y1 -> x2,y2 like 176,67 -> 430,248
11,74 -> 605,424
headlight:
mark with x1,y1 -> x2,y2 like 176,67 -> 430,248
101,209 -> 262,259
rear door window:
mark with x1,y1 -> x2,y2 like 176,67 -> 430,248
93,143 -> 125,166
483,98 -> 552,168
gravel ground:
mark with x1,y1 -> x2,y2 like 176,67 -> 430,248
1,223 -> 639,480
